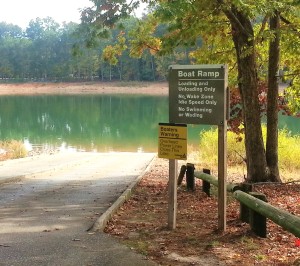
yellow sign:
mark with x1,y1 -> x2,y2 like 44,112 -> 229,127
158,123 -> 187,160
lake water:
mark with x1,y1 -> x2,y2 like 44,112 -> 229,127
0,95 -> 299,153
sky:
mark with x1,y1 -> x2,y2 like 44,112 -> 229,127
0,0 -> 93,29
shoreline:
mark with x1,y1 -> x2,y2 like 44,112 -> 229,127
0,81 -> 169,96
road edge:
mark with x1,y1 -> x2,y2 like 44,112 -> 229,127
91,155 -> 157,232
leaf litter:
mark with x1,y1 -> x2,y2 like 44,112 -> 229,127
104,157 -> 300,265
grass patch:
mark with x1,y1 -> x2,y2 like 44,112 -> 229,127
0,140 -> 27,161
253,253 -> 267,261
199,128 -> 245,168
123,240 -> 149,256
277,128 -> 300,171
240,236 -> 260,251
198,125 -> 300,181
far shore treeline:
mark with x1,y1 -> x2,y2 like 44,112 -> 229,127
0,17 -> 195,83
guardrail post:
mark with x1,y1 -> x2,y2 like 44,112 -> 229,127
177,165 -> 187,186
239,183 -> 253,223
186,163 -> 195,191
249,192 -> 267,238
202,168 -> 211,196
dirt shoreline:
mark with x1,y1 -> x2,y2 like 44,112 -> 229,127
0,81 -> 169,96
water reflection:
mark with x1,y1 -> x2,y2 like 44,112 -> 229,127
0,95 -> 206,152
0,95 -> 299,153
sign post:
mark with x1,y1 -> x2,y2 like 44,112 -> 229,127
168,159 -> 177,230
158,123 -> 187,229
218,123 -> 227,231
168,64 -> 228,232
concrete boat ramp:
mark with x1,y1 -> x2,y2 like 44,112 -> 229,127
0,151 -> 157,266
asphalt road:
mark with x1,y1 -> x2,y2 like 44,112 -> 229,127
0,152 -> 157,266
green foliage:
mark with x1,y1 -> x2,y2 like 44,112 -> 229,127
199,128 -> 218,168
277,128 -> 300,171
199,127 -> 245,168
284,84 -> 300,115
0,14 -> 169,82
136,0 -> 300,110
199,126 -> 300,170
129,15 -> 161,58
102,32 -> 128,65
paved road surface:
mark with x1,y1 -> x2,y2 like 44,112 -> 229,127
0,152 -> 157,266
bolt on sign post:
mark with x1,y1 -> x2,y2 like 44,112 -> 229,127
168,64 -> 228,232
158,123 -> 187,229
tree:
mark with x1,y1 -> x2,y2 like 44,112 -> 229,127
0,22 -> 23,38
80,0 -> 300,182
266,11 -> 281,182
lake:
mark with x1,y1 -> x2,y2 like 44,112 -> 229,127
0,95 -> 299,153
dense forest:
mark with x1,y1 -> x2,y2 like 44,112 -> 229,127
0,16 -> 196,82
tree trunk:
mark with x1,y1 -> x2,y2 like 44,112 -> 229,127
151,55 -> 156,81
227,8 -> 268,182
266,11 -> 282,182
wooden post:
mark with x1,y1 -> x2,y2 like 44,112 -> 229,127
233,190 -> 300,238
239,183 -> 253,223
177,164 -> 187,186
218,124 -> 227,232
202,169 -> 211,196
249,192 -> 267,238
168,159 -> 178,230
186,163 -> 195,191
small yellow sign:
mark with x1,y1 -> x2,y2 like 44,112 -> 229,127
158,123 -> 187,160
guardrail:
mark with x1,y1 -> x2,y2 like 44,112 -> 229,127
180,164 -> 300,238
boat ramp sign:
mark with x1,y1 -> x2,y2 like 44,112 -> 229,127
158,123 -> 187,160
165,64 -> 228,232
169,64 -> 228,125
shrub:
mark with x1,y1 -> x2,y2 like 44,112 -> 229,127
199,127 -> 245,168
199,126 -> 300,171
277,129 -> 300,171
199,128 -> 218,168
0,140 -> 27,161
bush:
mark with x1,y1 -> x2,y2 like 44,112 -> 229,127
277,129 -> 300,171
199,128 -> 218,168
199,127 -> 245,168
199,126 -> 300,171
0,140 -> 27,161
